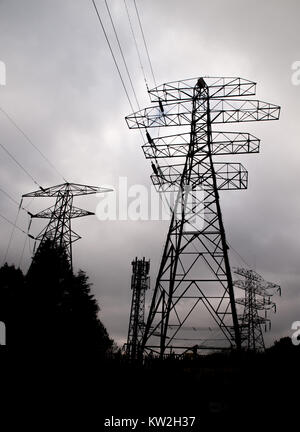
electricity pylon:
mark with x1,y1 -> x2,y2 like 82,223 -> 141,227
126,257 -> 150,361
23,182 -> 112,269
126,77 -> 280,357
234,267 -> 281,351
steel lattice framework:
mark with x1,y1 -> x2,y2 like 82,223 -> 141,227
234,268 -> 281,351
23,182 -> 112,268
126,257 -> 150,360
126,76 -> 280,357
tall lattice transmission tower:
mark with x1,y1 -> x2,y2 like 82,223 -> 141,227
234,267 -> 281,351
126,257 -> 150,361
22,182 -> 112,269
126,76 -> 280,357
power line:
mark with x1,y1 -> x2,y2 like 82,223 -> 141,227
0,210 -> 34,238
2,206 -> 21,265
227,240 -> 253,269
0,186 -> 19,207
92,0 -> 145,145
18,211 -> 33,267
104,0 -> 141,111
104,0 -> 148,145
18,234 -> 28,268
0,186 -> 34,217
124,0 -> 149,91
0,187 -> 34,266
22,196 -> 35,210
0,141 -> 42,188
0,106 -> 66,182
91,0 -> 135,112
133,0 -> 157,88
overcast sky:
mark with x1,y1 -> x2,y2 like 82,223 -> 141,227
0,0 -> 299,347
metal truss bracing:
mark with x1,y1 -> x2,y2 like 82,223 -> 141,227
23,182 -> 112,269
26,182 -> 103,197
150,162 -> 248,192
126,100 -> 280,129
142,131 -> 260,159
125,76 -> 280,357
234,268 -> 281,352
148,77 -> 257,101
126,258 -> 150,361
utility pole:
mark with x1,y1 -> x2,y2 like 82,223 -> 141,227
234,267 -> 281,351
126,257 -> 150,361
126,76 -> 280,357
23,182 -> 112,269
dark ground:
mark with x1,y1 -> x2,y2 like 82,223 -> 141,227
0,342 -> 298,430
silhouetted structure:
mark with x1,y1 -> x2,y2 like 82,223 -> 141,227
234,267 -> 281,351
0,263 -> 24,347
22,182 -> 111,269
126,76 -> 280,357
126,257 -> 150,360
0,242 -> 113,354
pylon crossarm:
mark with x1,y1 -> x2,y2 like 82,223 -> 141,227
149,77 -> 256,102
31,206 -> 94,219
125,99 -> 280,129
23,183 -> 112,198
151,162 -> 248,191
143,131 -> 260,159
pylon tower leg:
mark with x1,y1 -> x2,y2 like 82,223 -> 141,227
142,83 -> 240,356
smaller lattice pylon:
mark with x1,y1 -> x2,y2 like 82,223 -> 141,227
22,182 -> 112,269
234,267 -> 281,352
126,257 -> 150,361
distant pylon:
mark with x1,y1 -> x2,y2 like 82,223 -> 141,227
126,257 -> 150,360
22,182 -> 112,269
234,267 -> 281,351
126,76 -> 280,357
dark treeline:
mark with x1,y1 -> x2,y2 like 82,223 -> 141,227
0,245 -> 299,428
0,240 -> 113,357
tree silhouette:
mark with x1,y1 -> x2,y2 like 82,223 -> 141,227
0,240 -> 113,356
0,263 -> 24,347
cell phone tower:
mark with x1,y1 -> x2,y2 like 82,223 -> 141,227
234,267 -> 281,351
126,257 -> 150,361
22,182 -> 112,269
126,76 -> 280,357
